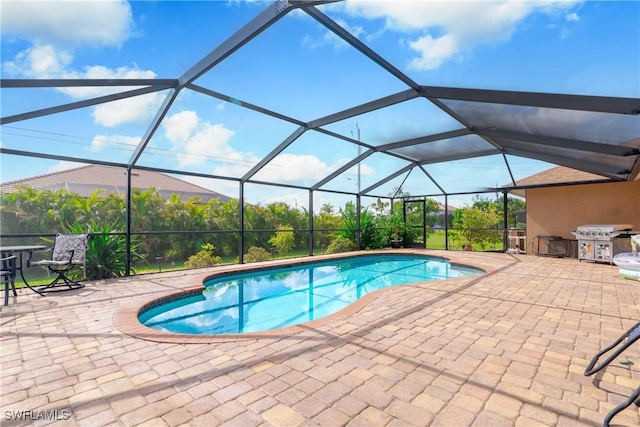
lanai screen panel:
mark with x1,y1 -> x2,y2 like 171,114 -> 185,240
504,156 -> 609,189
135,89 -> 299,179
250,130 -> 363,188
503,156 -> 570,186
0,89 -> 171,164
317,151 -> 413,195
374,167 -> 443,199
389,134 -> 499,163
440,99 -> 640,147
191,10 -> 408,123
243,182 -> 310,218
313,191 -> 355,217
1,86 -> 100,117
425,155 -> 512,194
493,137 -> 635,178
320,97 -> 462,147
0,157 -> 89,190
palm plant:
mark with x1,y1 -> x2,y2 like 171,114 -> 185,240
65,220 -> 145,279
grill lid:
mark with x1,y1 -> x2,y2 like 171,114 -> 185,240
576,224 -> 633,232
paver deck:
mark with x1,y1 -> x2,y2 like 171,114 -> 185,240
1,250 -> 639,426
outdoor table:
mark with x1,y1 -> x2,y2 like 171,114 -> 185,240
0,245 -> 46,305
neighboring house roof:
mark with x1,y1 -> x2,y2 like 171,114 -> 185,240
0,165 -> 233,203
437,203 -> 457,212
508,166 -> 609,197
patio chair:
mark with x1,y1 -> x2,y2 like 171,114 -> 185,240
584,320 -> 640,426
1,255 -> 17,306
28,234 -> 88,293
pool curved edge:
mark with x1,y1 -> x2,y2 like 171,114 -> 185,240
113,249 -> 496,344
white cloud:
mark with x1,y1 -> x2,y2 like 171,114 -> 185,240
47,160 -> 88,173
3,42 -> 162,127
255,154 -> 374,185
162,111 -> 375,187
93,92 -> 165,128
302,18 -> 364,51
163,111 -> 200,144
341,0 -> 583,70
1,0 -> 134,48
162,111 -> 238,168
408,34 -> 459,70
258,154 -> 335,182
90,134 -> 140,153
346,162 -> 374,176
1,1 -> 159,128
3,43 -> 73,78
566,12 -> 580,22
61,64 -> 158,98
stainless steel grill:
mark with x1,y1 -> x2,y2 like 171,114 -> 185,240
571,224 -> 634,264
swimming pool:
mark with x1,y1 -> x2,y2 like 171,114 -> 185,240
139,254 -> 482,335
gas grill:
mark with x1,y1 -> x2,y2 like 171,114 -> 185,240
571,224 -> 634,264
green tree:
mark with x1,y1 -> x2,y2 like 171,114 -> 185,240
472,194 -> 526,228
314,203 -> 341,249
369,198 -> 389,216
451,205 -> 501,250
269,225 -> 295,255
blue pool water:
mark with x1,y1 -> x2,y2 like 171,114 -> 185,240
139,254 -> 482,335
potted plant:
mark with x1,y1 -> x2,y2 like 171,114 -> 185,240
389,213 -> 406,248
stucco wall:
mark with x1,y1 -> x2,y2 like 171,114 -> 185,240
525,180 -> 640,255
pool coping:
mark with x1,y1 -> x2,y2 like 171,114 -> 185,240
113,249 -> 500,343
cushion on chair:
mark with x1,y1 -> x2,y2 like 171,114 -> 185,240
51,234 -> 88,264
30,259 -> 73,267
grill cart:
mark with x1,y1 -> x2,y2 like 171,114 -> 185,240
571,224 -> 634,264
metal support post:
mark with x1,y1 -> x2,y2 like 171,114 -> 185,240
239,183 -> 244,264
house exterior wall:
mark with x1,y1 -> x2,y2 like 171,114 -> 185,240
525,180 -> 640,255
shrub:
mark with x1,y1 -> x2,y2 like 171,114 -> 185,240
269,225 -> 295,255
325,236 -> 356,254
244,246 -> 271,263
185,243 -> 221,269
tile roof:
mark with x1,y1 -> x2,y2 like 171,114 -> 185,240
438,203 -> 457,211
512,165 -> 608,187
495,166 -> 610,197
0,165 -> 233,202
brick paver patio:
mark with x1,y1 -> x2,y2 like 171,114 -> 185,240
1,250 -> 639,426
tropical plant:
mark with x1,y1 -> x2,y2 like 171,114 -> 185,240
388,213 -> 406,241
337,202 -> 386,249
64,220 -> 145,279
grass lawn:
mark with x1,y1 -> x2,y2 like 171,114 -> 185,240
12,234 -> 506,290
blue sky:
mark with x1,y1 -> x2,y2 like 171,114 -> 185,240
1,0 -> 639,209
